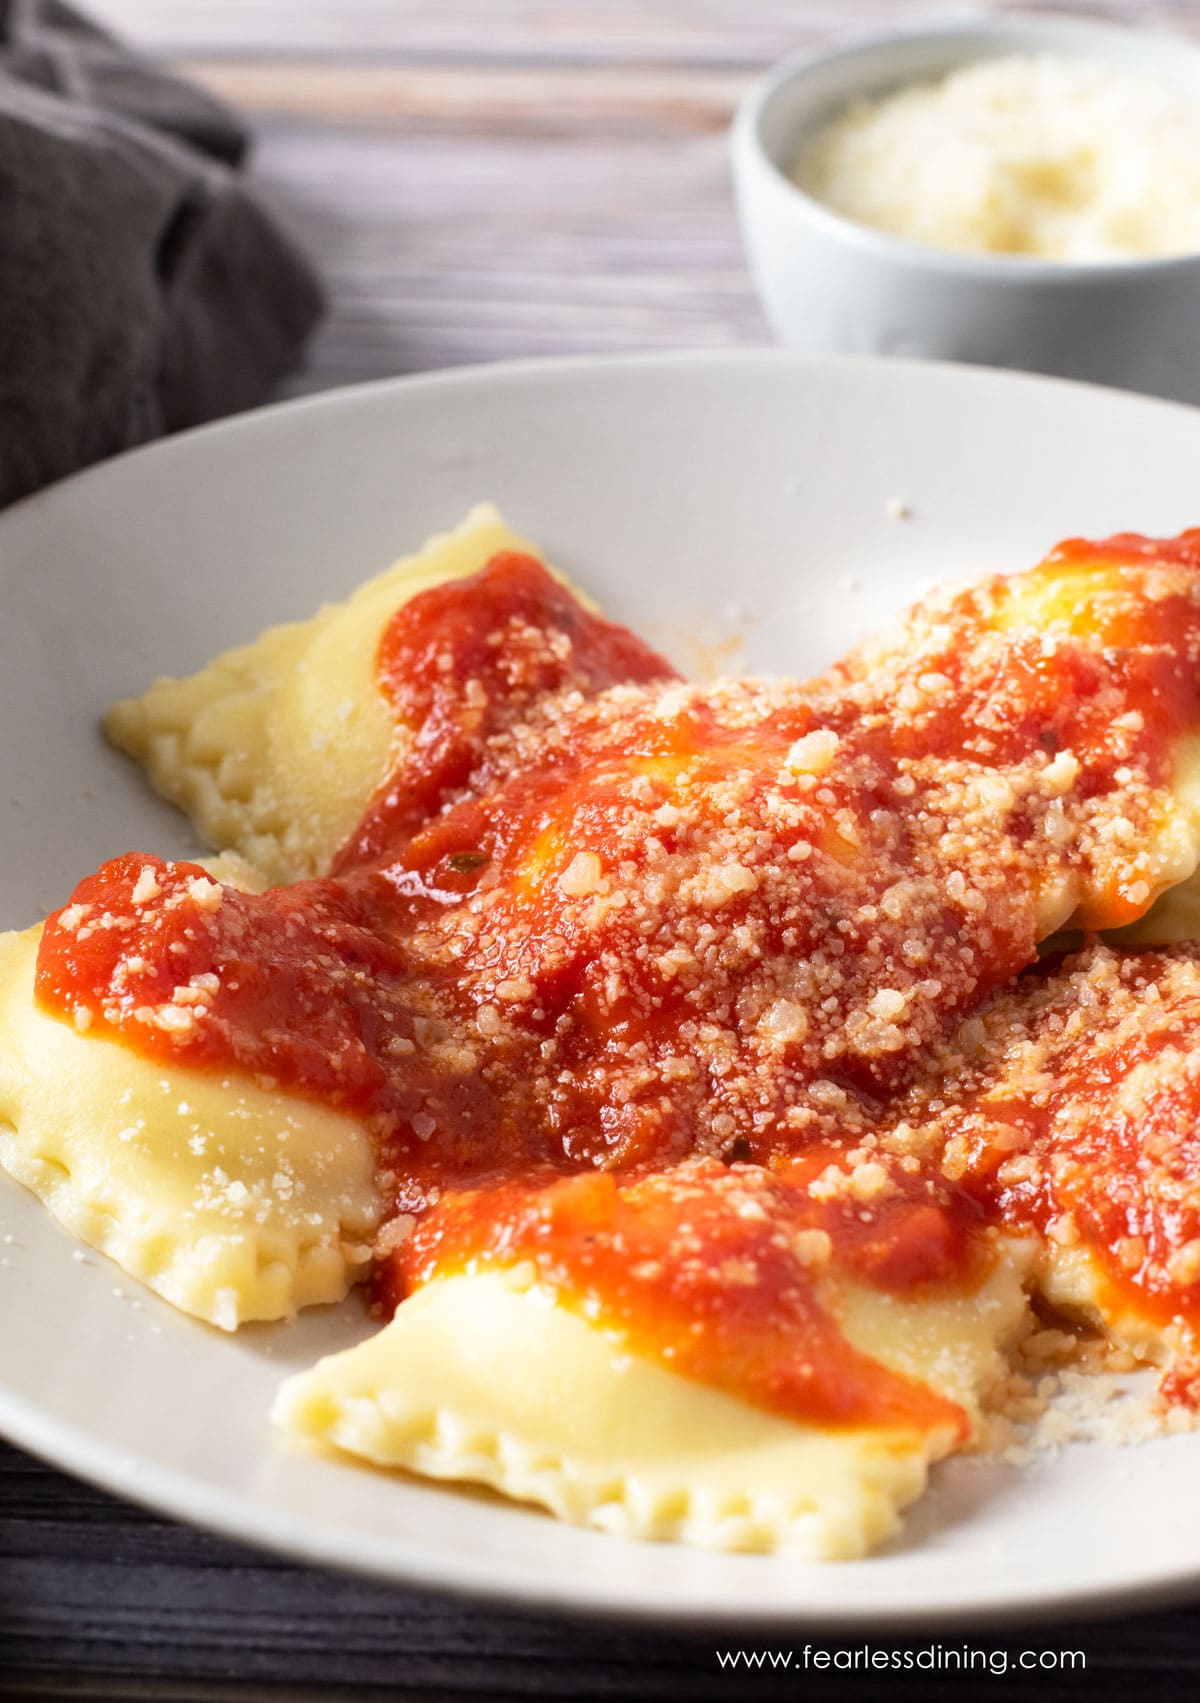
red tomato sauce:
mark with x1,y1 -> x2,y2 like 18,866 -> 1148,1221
920,951 -> 1200,1402
827,535 -> 1199,780
336,553 -> 678,870
33,539 -> 1200,1429
386,1154 -> 984,1438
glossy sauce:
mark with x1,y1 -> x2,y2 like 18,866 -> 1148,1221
911,943 -> 1200,1401
35,538 -> 1200,1428
392,1154 -> 983,1437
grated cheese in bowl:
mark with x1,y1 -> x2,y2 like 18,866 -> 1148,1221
793,54 -> 1200,262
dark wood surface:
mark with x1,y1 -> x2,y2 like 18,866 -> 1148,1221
6,1430 -> 1200,1702
9,1 -> 1200,1696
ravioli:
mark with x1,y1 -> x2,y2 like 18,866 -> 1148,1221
72,538 -> 1200,1180
104,505 -> 549,883
898,941 -> 1200,1400
11,519 -> 1200,1562
819,531 -> 1200,933
274,1245 -> 1031,1560
0,925 -> 379,1328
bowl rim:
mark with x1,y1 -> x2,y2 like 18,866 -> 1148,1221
731,10 -> 1200,283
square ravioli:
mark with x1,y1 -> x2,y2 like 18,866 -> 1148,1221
0,924 -> 380,1328
104,505 -> 550,883
9,517 -> 1200,1560
274,1249 -> 1032,1561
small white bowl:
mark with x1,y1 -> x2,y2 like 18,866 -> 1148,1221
731,14 -> 1200,403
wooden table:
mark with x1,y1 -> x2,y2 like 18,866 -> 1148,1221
7,1 -> 1200,1695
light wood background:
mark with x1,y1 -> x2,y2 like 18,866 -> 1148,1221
8,2 -> 1200,1697
82,0 -> 1200,390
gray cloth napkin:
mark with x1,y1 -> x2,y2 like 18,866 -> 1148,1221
0,0 -> 323,507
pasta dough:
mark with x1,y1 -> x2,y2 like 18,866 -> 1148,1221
274,1247 -> 1031,1560
11,516 -> 1200,1563
823,543 -> 1200,937
0,926 -> 380,1328
104,505 -> 547,883
897,941 -> 1200,1396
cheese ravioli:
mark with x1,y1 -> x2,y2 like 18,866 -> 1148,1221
11,519 -> 1200,1566
817,532 -> 1200,936
104,505 -> 550,883
899,941 -> 1200,1400
274,1248 -> 1031,1560
0,925 -> 379,1328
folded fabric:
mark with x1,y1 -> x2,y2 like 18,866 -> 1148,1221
0,1 -> 324,508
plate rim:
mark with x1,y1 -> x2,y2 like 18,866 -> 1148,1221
5,1384 -> 1200,1633
10,343 -> 1200,534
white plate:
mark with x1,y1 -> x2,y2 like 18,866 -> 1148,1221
2,351 -> 1200,1630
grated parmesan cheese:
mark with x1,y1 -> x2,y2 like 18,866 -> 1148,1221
794,54 -> 1200,261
